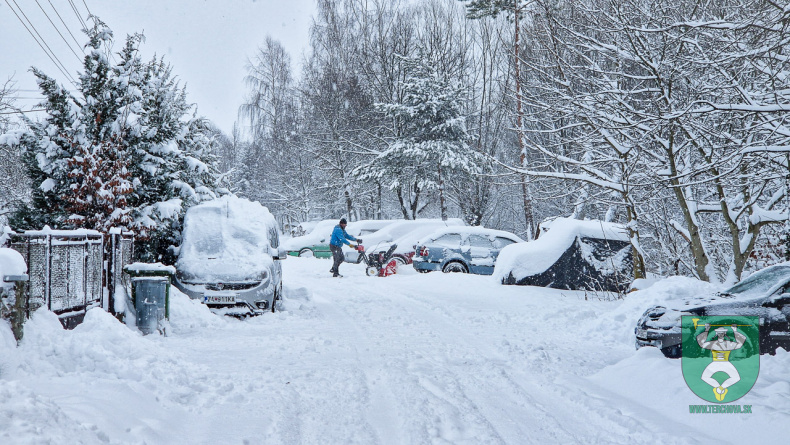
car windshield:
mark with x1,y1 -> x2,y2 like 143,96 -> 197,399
725,265 -> 790,298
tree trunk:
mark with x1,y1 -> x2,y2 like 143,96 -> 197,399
438,164 -> 447,221
514,2 -> 535,239
667,129 -> 710,281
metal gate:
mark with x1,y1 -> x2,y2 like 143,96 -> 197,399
107,229 -> 135,314
5,229 -> 132,329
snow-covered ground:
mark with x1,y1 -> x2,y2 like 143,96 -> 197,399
1,257 -> 788,444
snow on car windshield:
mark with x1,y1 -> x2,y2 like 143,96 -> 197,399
725,264 -> 790,299
177,196 -> 276,283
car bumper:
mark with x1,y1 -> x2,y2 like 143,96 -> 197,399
635,328 -> 682,357
174,280 -> 275,311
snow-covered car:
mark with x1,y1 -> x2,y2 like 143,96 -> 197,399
344,219 -> 466,266
283,219 -> 397,258
493,218 -> 632,292
635,263 -> 790,358
412,227 -> 523,275
173,196 -> 286,316
282,219 -> 337,258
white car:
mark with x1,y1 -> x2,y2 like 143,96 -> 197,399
344,219 -> 466,266
173,196 -> 287,316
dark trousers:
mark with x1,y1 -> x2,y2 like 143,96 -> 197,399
330,244 -> 345,275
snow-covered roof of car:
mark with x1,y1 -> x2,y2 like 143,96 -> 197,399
176,195 -> 277,282
282,219 -> 337,250
493,218 -> 629,282
358,218 -> 465,253
416,226 -> 524,245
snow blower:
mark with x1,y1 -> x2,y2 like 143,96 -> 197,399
354,243 -> 399,277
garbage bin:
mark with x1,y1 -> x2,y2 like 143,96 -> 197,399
123,263 -> 175,335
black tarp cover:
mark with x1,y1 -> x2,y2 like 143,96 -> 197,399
501,236 -> 632,292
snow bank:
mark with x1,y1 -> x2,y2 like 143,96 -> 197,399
594,276 -> 721,345
0,248 -> 26,291
176,195 -> 277,283
167,288 -> 225,333
493,218 -> 629,282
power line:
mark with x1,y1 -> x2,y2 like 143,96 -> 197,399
3,0 -> 78,86
9,0 -> 78,84
35,0 -> 83,63
66,0 -> 87,30
47,0 -> 84,52
80,0 -> 92,17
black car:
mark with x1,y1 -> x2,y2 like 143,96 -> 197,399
635,263 -> 790,358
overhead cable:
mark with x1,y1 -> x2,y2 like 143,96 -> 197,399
35,0 -> 83,63
47,0 -> 85,52
3,0 -> 78,86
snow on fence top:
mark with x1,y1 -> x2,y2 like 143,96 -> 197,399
176,195 -> 278,283
493,218 -> 629,282
0,248 -> 27,290
19,226 -> 103,237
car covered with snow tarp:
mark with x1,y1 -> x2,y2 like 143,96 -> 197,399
412,227 -> 523,275
173,196 -> 286,316
493,218 -> 632,292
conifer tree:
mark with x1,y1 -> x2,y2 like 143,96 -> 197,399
2,17 -> 219,260
355,55 -> 484,220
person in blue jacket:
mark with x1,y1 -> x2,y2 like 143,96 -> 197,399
329,218 -> 360,277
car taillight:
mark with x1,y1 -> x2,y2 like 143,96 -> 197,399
419,246 -> 429,256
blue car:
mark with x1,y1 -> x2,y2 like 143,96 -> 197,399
412,228 -> 523,275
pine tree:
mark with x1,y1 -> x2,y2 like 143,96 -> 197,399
355,55 -> 485,220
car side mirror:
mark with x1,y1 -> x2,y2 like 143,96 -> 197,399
273,246 -> 288,260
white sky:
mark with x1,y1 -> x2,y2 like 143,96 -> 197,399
0,0 -> 316,134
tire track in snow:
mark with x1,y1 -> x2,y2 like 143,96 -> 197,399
312,277 -> 586,444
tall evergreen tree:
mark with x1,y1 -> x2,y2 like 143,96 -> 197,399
2,17 -> 219,261
355,55 -> 484,220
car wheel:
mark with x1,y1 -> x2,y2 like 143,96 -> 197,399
298,248 -> 314,258
442,261 -> 468,274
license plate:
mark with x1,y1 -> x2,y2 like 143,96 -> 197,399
204,294 -> 236,304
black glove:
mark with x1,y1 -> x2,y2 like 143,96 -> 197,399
357,238 -> 363,243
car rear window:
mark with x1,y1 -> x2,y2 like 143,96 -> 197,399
492,237 -> 516,249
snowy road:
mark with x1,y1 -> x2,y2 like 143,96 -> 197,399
1,257 -> 789,444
